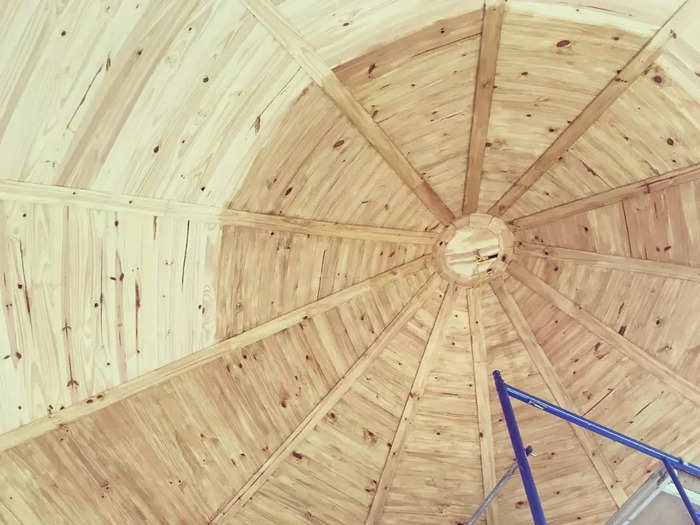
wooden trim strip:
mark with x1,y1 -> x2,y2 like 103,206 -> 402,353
0,256 -> 431,453
488,1 -> 692,217
508,261 -> 700,406
209,273 -> 445,523
516,243 -> 700,283
0,179 -> 438,245
463,0 -> 505,215
365,283 -> 456,524
240,0 -> 455,225
509,163 -> 700,229
491,279 -> 628,507
468,284 -> 498,524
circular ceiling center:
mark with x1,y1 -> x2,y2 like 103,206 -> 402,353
432,214 -> 513,286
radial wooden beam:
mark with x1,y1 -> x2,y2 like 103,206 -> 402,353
510,163 -> 700,229
365,283 -> 457,524
488,1 -> 693,217
0,256 -> 430,453
463,0 -> 505,215
240,0 -> 455,225
209,273 -> 444,523
508,261 -> 700,406
517,242 -> 700,283
0,179 -> 438,245
467,284 -> 498,525
491,279 -> 628,507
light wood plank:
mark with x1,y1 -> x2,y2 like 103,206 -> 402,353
463,0 -> 505,215
209,273 -> 444,523
508,261 -> 700,406
488,1 -> 693,217
510,163 -> 700,229
365,283 -> 457,524
491,279 -> 628,507
0,256 -> 430,453
240,0 -> 455,225
467,285 -> 498,525
0,179 -> 437,245
517,242 -> 700,283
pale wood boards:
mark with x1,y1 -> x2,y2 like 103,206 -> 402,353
0,179 -> 437,245
467,284 -> 498,525
240,0 -> 455,225
488,1 -> 693,217
463,0 -> 505,215
209,273 -> 444,522
510,163 -> 700,229
517,243 -> 700,283
365,283 -> 456,523
0,256 -> 429,453
490,279 -> 628,507
508,261 -> 700,406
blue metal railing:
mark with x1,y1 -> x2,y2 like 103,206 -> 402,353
493,370 -> 700,525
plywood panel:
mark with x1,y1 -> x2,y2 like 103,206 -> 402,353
231,287 -> 444,524
481,285 -> 617,525
334,13 -> 481,216
478,4 -> 648,212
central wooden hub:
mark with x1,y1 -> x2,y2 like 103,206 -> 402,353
432,214 -> 513,286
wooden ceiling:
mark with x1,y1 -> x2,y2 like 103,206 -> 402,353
0,0 -> 699,524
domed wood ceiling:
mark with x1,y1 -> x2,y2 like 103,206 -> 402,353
0,0 -> 698,523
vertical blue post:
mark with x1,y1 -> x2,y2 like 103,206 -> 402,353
493,370 -> 547,525
663,461 -> 700,525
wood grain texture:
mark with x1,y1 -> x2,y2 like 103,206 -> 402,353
241,0 -> 455,224
487,1 -> 690,216
491,279 -> 628,507
509,261 -> 700,406
463,0 -> 505,215
365,284 -> 456,523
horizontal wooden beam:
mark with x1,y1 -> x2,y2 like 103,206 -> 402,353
491,279 -> 628,507
510,163 -> 700,229
0,256 -> 431,453
508,261 -> 700,406
241,0 -> 455,225
517,242 -> 700,283
365,283 -> 456,524
463,0 -> 505,215
210,273 -> 444,523
468,284 -> 498,525
488,2 -> 692,217
0,179 -> 437,245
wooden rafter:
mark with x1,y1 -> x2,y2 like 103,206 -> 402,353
488,1 -> 693,217
365,283 -> 456,524
467,285 -> 498,525
508,261 -> 700,406
517,243 -> 700,283
463,0 -> 505,215
209,273 -> 444,523
510,163 -> 700,229
491,279 -> 628,507
0,179 -> 437,245
0,256 -> 430,453
240,0 -> 455,225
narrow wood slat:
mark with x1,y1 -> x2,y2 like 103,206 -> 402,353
517,243 -> 700,283
0,179 -> 437,245
241,0 -> 455,225
463,0 -> 505,215
0,256 -> 430,453
468,284 -> 498,525
508,261 -> 700,406
488,2 -> 693,217
491,280 -> 628,507
365,283 -> 457,524
210,273 -> 444,523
